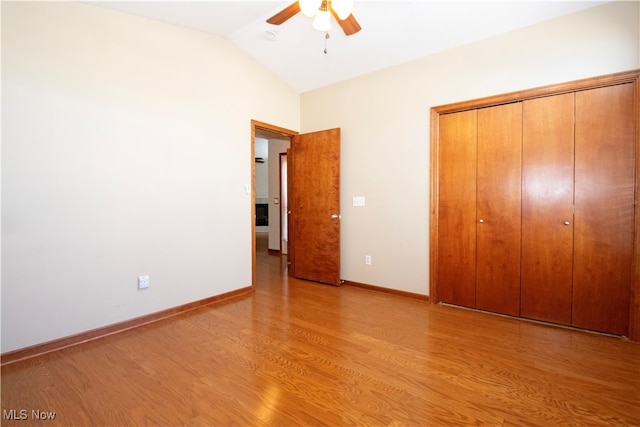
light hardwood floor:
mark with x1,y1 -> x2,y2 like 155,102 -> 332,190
2,234 -> 639,426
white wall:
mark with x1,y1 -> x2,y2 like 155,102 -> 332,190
1,2 -> 299,352
267,139 -> 291,251
255,137 -> 269,200
255,137 -> 269,232
301,1 -> 639,295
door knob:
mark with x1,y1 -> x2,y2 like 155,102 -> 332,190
564,221 -> 570,225
478,219 -> 484,223
331,214 -> 341,220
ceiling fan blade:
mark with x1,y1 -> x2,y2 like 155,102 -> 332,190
331,10 -> 361,36
266,2 -> 301,25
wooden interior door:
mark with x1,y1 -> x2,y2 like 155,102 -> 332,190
290,128 -> 341,286
572,83 -> 635,336
437,110 -> 477,308
521,93 -> 575,325
476,102 -> 522,317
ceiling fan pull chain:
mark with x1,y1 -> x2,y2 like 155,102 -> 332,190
324,32 -> 330,54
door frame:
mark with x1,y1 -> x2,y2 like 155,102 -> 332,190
251,120 -> 298,288
279,152 -> 288,255
429,70 -> 640,340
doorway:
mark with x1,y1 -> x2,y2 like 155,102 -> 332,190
251,120 -> 297,287
251,120 -> 342,287
279,152 -> 289,256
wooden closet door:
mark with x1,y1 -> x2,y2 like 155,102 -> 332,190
521,94 -> 575,325
476,103 -> 522,317
437,110 -> 477,308
573,83 -> 635,336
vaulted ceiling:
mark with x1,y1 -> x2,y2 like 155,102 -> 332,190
90,1 -> 610,93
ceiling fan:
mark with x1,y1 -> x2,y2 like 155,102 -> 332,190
267,0 -> 361,36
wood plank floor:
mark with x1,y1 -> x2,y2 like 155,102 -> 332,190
2,234 -> 639,426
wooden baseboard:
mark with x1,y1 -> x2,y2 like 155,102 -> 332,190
343,280 -> 430,302
1,286 -> 253,366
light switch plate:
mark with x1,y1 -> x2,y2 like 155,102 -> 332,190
353,196 -> 365,207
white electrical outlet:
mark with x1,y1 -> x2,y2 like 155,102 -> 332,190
365,255 -> 372,265
138,275 -> 150,290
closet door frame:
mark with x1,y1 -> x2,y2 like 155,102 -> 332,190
429,69 -> 640,341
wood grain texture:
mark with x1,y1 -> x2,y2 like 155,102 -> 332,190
291,128 -> 341,286
331,9 -> 361,35
437,110 -> 477,308
429,108 -> 440,303
266,2 -> 300,25
521,93 -> 575,325
476,102 -> 522,317
2,241 -> 639,426
343,280 -> 429,301
632,76 -> 640,342
1,287 -> 253,366
573,83 -> 635,336
430,70 -> 640,340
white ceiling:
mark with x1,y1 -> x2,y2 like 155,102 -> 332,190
90,1 -> 610,93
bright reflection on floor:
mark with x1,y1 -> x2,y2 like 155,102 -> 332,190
255,384 -> 281,423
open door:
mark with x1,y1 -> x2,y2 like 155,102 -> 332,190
289,128 -> 341,286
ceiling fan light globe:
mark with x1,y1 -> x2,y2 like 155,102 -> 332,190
312,9 -> 331,31
299,0 -> 321,17
331,0 -> 354,20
